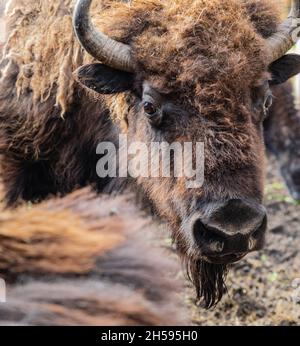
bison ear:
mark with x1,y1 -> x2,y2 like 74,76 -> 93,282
74,63 -> 134,94
269,54 -> 300,86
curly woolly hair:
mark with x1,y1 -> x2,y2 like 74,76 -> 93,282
187,259 -> 228,309
3,0 -> 282,115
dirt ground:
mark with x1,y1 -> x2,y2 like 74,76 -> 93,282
187,158 -> 300,326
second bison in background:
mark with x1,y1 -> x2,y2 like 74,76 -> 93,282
0,0 -> 300,308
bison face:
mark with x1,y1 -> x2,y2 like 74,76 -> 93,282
131,80 -> 270,264
73,0 -> 300,307
75,52 -> 300,307
75,62 -> 270,304
76,62 -> 271,262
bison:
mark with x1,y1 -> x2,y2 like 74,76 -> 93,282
0,0 -> 300,308
0,189 -> 187,326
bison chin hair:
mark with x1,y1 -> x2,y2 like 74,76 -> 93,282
173,232 -> 228,309
185,257 -> 228,309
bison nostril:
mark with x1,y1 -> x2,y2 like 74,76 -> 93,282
251,215 -> 267,240
248,236 -> 256,251
210,240 -> 225,253
193,219 -> 226,254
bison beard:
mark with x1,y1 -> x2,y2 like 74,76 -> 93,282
174,229 -> 228,308
186,258 -> 228,309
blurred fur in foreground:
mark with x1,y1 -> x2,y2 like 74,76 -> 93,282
0,189 -> 187,326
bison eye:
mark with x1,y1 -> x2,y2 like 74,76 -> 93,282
264,94 -> 273,111
143,102 -> 157,116
262,93 -> 273,119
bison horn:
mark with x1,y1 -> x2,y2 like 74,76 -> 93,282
73,0 -> 135,72
267,0 -> 300,63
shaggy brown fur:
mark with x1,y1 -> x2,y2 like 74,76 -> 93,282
0,189 -> 187,326
0,0 -> 281,201
0,0 -> 295,308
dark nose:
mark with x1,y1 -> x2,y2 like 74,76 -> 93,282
193,199 -> 267,264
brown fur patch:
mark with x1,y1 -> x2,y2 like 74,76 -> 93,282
2,0 -> 281,114
0,189 -> 187,326
0,190 -> 124,279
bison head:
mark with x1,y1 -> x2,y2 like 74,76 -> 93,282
73,0 -> 300,307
